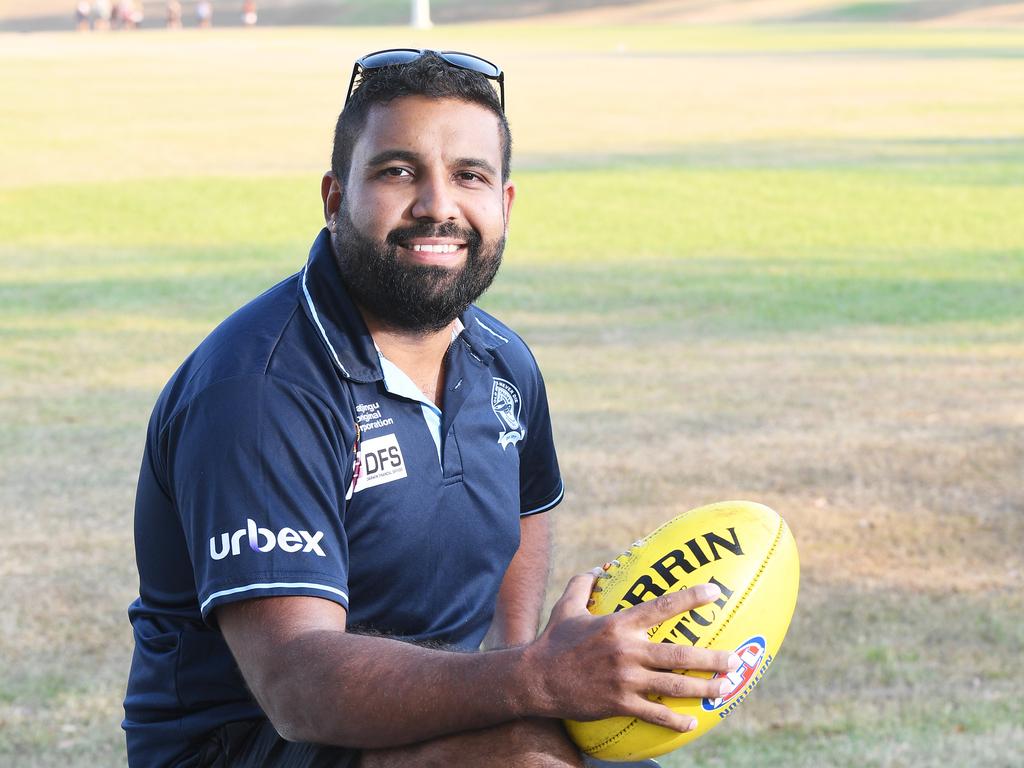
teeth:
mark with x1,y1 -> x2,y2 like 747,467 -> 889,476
410,244 -> 460,253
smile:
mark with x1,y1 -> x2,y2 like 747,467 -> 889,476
408,243 -> 462,254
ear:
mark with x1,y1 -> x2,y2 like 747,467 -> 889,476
322,172 -> 342,230
502,181 -> 515,235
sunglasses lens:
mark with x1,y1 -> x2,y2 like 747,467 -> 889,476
440,52 -> 501,78
358,49 -> 422,69
348,49 -> 504,111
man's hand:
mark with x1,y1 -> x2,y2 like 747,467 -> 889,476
521,573 -> 738,733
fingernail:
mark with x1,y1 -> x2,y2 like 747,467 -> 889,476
720,679 -> 732,696
728,654 -> 741,670
686,718 -> 698,732
697,583 -> 721,601
589,567 -> 604,577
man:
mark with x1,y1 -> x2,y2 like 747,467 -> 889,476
124,50 -> 736,767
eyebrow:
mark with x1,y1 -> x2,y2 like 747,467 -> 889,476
453,157 -> 499,178
365,149 -> 420,168
365,150 -> 499,179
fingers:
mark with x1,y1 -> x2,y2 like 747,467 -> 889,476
642,669 -> 730,702
622,669 -> 732,732
618,582 -> 722,630
626,698 -> 698,733
540,575 -> 742,728
644,642 -> 739,675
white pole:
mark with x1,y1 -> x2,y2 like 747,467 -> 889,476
411,0 -> 433,29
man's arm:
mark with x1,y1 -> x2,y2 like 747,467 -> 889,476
216,577 -> 737,750
483,513 -> 550,649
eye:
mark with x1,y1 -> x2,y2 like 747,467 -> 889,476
380,167 -> 412,178
456,171 -> 486,184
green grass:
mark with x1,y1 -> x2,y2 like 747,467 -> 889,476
665,586 -> 1024,768
2,20 -> 1023,768
3,156 -> 1021,348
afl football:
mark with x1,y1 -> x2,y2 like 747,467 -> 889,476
564,500 -> 800,761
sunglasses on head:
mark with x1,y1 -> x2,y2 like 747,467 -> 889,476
345,48 -> 505,111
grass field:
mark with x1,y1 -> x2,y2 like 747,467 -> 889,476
1,18 -> 1023,768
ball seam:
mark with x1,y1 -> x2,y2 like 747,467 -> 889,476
702,516 -> 784,650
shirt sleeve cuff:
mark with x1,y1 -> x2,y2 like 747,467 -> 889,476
199,578 -> 350,619
521,478 -> 564,517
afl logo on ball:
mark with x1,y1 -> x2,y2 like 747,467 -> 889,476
702,636 -> 767,711
491,378 -> 525,449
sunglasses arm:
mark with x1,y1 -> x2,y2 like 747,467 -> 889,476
345,62 -> 363,107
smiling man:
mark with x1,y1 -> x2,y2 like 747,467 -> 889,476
123,51 -> 735,768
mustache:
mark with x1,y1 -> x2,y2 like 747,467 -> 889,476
386,221 -> 482,249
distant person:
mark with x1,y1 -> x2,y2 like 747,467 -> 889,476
118,0 -> 140,29
75,1 -> 91,31
166,0 -> 182,29
242,0 -> 257,26
93,0 -> 111,30
196,0 -> 212,28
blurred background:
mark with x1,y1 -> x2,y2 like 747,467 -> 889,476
1,1 -> 1022,766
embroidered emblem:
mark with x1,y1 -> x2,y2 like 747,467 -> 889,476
491,378 -> 525,450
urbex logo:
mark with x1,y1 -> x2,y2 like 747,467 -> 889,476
209,519 -> 326,560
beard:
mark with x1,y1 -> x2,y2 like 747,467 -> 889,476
330,203 -> 504,335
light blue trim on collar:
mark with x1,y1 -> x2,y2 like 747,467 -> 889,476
301,263 -> 352,378
378,355 -> 443,462
475,317 -> 509,344
374,321 -> 463,464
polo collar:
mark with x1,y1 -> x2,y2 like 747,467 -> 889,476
298,228 -> 382,383
298,228 -> 510,381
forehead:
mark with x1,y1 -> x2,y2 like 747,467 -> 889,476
353,96 -> 504,166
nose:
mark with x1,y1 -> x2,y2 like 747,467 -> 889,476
410,174 -> 459,222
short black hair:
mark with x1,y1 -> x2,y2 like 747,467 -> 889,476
331,52 -> 512,186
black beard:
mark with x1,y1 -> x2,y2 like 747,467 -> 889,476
330,205 -> 504,335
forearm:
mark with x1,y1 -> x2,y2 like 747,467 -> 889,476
260,627 -> 543,748
272,516 -> 552,744
221,575 -> 738,752
484,513 -> 551,648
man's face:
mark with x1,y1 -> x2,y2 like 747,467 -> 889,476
326,96 -> 514,334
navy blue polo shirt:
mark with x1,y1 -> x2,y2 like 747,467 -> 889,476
123,229 -> 563,767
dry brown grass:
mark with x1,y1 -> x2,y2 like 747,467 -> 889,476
6,28 -> 1024,189
542,328 -> 1024,594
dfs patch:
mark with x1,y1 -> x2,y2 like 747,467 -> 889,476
350,433 -> 408,495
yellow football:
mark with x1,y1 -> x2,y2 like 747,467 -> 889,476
564,500 -> 800,761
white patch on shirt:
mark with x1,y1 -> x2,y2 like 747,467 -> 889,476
352,433 -> 408,494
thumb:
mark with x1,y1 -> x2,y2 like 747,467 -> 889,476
549,569 -> 602,621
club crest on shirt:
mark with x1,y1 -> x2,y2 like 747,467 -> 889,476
491,378 -> 525,450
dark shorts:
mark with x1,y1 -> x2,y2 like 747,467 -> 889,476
196,720 -> 360,768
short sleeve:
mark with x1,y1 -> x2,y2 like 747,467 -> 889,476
517,363 -> 564,516
161,375 -> 353,620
